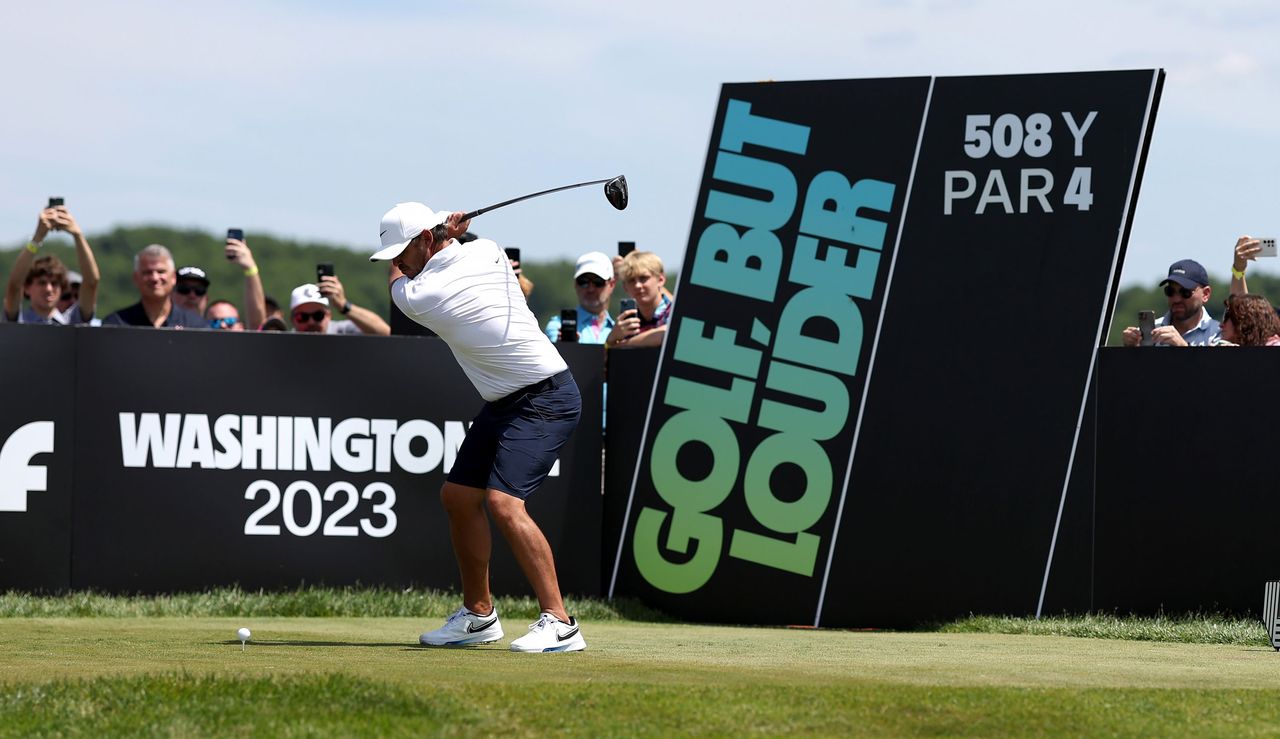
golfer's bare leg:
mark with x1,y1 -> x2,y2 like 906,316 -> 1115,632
440,482 -> 493,616
486,489 -> 568,623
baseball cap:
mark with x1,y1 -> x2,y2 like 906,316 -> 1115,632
1160,259 -> 1209,290
370,202 -> 449,262
290,283 -> 329,310
574,251 -> 614,281
66,270 -> 83,286
177,266 -> 210,284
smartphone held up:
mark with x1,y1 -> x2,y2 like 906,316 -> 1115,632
1138,310 -> 1155,347
226,229 -> 245,260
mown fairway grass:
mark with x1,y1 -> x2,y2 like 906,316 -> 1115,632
4,613 -> 1280,737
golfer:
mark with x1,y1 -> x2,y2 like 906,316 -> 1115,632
370,203 -> 586,653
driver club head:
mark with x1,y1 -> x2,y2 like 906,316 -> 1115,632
605,176 -> 628,210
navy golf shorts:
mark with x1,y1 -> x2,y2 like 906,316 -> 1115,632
447,369 -> 581,499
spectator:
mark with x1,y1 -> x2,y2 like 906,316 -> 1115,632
103,245 -> 204,328
173,266 -> 211,316
1121,259 -> 1220,347
3,205 -> 100,324
544,251 -> 615,343
205,300 -> 243,331
606,250 -> 673,349
1219,294 -> 1280,346
57,270 -> 82,316
613,250 -> 674,303
260,316 -> 288,331
225,234 -> 267,330
290,282 -> 390,335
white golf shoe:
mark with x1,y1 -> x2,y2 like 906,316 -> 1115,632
509,612 -> 586,653
419,606 -> 504,647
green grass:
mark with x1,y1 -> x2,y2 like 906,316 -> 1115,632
0,585 -> 668,622
3,617 -> 1280,736
7,673 -> 1280,738
2,591 -> 1279,736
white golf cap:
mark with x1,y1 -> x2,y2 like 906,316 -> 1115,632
574,251 -> 614,281
290,283 -> 329,310
370,202 -> 449,262
66,270 -> 83,285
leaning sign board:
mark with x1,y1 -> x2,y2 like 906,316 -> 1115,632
609,70 -> 1163,626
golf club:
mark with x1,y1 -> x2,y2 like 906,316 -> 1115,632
460,175 -> 627,222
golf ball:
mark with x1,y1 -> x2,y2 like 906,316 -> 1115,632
237,627 -> 251,641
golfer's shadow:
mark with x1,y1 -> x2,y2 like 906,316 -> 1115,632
213,639 -> 504,651
213,639 -> 407,648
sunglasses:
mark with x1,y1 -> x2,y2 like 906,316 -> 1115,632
1163,284 -> 1194,299
293,310 -> 327,323
175,283 -> 208,296
208,316 -> 239,329
576,276 -> 607,288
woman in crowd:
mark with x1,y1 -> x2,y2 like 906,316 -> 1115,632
1219,293 -> 1280,346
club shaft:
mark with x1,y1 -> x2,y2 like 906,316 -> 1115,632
461,178 -> 614,221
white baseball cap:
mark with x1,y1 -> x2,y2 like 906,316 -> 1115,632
290,283 -> 329,310
370,202 -> 449,262
574,251 -> 614,281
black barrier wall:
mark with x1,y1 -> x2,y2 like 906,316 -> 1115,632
0,325 -> 76,591
1094,348 -> 1277,615
5,326 -> 1276,620
0,326 -> 603,596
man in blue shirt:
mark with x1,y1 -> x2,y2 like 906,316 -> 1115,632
543,251 -> 615,343
1121,259 -> 1221,347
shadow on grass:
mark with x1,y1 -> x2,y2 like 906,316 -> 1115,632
211,639 -> 511,650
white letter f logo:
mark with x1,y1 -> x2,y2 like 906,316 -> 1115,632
0,422 -> 55,512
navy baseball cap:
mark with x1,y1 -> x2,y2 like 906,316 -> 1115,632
1160,259 -> 1209,290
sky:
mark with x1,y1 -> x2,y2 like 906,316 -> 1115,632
2,0 -> 1277,287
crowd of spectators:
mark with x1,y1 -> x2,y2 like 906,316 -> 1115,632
2,203 -> 676,348
1122,236 -> 1280,348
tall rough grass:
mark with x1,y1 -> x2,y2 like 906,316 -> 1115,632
942,613 -> 1266,645
0,586 -> 669,622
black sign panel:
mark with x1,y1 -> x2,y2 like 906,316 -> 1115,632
822,71 -> 1161,626
612,71 -> 1162,626
0,325 -> 75,591
609,77 -> 934,623
68,329 -> 603,595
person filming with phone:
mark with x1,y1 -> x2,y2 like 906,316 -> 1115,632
290,267 -> 390,335
605,250 -> 673,349
3,201 -> 100,325
544,251 -> 616,344
1121,259 -> 1221,347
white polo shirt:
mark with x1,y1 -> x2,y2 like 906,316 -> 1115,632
391,238 -> 567,401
